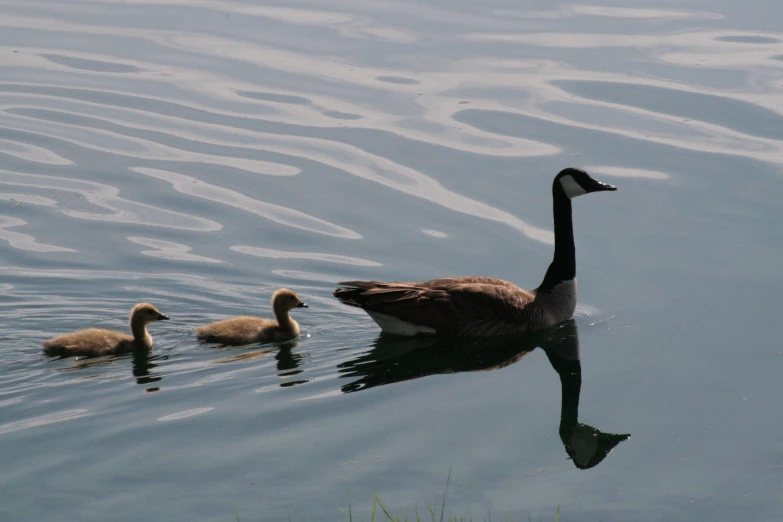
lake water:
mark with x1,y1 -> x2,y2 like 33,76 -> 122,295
1,1 -> 782,520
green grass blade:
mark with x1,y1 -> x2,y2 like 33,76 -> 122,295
375,493 -> 396,521
440,467 -> 452,522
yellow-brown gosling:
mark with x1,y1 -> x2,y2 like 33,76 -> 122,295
42,303 -> 170,358
196,288 -> 308,346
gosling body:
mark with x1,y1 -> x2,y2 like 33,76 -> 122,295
334,168 -> 617,337
197,288 -> 308,346
42,303 -> 170,357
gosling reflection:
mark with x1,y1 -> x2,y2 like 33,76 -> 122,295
338,320 -> 629,469
211,341 -> 310,388
131,350 -> 164,386
276,342 -> 310,388
59,351 -> 165,388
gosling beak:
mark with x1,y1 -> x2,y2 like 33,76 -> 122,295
297,301 -> 308,308
157,313 -> 170,320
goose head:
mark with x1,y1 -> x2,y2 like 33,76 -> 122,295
554,168 -> 617,200
272,288 -> 308,312
130,302 -> 170,325
561,422 -> 631,470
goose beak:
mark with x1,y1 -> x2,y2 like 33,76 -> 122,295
157,313 -> 170,320
593,180 -> 617,192
297,301 -> 309,308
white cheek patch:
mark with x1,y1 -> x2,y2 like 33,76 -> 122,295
560,175 -> 587,199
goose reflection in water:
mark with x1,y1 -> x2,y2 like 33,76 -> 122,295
132,351 -> 165,387
276,342 -> 310,388
59,351 -> 165,389
338,320 -> 629,469
211,341 -> 310,388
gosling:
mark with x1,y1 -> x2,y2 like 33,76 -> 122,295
196,288 -> 308,346
42,303 -> 170,358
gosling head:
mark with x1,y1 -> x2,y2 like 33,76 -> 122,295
130,303 -> 170,325
554,168 -> 617,200
272,288 -> 308,312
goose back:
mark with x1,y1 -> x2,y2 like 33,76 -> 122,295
334,278 -> 556,336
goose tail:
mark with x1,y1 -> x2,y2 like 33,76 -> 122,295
333,281 -> 376,308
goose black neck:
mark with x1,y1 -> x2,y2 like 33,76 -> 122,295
543,348 -> 582,430
558,359 -> 582,431
538,188 -> 575,293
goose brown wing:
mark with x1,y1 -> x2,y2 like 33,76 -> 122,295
334,278 -> 538,335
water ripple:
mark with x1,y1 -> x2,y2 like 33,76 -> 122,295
498,5 -> 724,21
585,166 -> 670,180
3,106 -> 300,176
40,53 -> 143,73
157,407 -> 214,422
127,237 -> 224,264
0,17 -> 558,156
0,169 -> 221,231
231,245 -> 381,267
0,136 -> 73,165
0,409 -> 90,435
132,167 -> 360,239
0,214 -> 76,252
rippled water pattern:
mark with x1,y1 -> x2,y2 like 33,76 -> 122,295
1,1 -> 782,521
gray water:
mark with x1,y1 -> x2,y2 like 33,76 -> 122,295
1,1 -> 782,520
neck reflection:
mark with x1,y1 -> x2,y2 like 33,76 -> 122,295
539,321 -> 630,469
210,341 -> 310,388
58,350 -> 165,391
338,320 -> 629,469
276,342 -> 309,388
132,350 -> 164,388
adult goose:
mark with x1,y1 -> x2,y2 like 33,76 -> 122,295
333,168 -> 616,336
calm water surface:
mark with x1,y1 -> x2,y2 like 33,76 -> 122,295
1,1 -> 782,520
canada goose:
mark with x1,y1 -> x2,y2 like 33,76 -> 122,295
333,168 -> 616,336
196,288 -> 308,346
42,303 -> 170,358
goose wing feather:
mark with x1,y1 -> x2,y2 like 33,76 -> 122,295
334,278 -> 539,335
